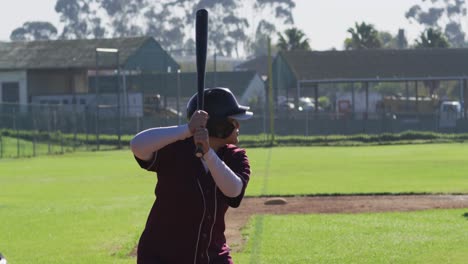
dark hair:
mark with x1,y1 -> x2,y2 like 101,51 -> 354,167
206,118 -> 235,139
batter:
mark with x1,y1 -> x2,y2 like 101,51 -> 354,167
131,88 -> 253,264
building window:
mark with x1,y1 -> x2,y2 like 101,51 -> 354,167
1,82 -> 20,103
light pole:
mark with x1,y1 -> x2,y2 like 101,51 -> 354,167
95,48 -> 121,149
177,69 -> 181,124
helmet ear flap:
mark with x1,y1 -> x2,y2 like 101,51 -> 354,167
206,118 -> 235,139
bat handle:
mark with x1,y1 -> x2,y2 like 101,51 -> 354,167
195,144 -> 204,158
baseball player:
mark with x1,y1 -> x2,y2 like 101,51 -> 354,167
130,88 -> 253,264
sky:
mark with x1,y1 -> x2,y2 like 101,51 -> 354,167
0,0 -> 425,51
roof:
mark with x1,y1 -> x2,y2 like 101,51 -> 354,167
235,55 -> 268,76
0,37 -> 173,70
278,49 -> 468,82
89,71 -> 261,97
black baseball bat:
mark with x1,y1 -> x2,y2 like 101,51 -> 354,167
195,9 -> 208,158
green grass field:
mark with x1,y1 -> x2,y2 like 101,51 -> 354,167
234,209 -> 468,264
247,143 -> 468,195
0,136 -> 71,158
0,143 -> 467,263
0,136 -> 119,158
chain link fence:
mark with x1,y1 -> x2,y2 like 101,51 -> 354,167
1,101 -> 467,158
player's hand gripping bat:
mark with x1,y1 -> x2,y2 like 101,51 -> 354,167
195,9 -> 208,158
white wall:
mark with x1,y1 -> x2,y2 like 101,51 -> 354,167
31,92 -> 143,117
240,74 -> 266,107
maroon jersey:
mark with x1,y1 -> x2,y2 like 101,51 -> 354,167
134,137 -> 250,264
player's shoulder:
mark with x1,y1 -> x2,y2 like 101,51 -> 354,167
224,144 -> 247,158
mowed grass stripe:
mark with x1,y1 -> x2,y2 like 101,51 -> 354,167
0,150 -> 155,264
234,209 -> 468,264
245,143 -> 468,196
0,143 -> 467,263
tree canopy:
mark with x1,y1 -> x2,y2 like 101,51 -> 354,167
10,22 -> 58,41
406,0 -> 467,47
10,0 -> 296,58
414,28 -> 450,48
344,22 -> 382,50
276,27 -> 311,51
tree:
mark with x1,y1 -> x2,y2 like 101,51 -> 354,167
276,27 -> 311,51
414,28 -> 450,96
248,20 -> 277,56
406,0 -> 467,47
12,0 -> 295,57
414,28 -> 450,48
345,22 -> 382,50
377,29 -> 408,49
10,22 -> 58,41
55,0 -> 106,39
248,0 -> 295,56
397,29 -> 408,49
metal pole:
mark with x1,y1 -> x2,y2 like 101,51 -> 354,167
460,79 -> 465,119
123,72 -> 128,116
351,83 -> 355,119
314,84 -> 319,119
415,81 -> 419,113
405,81 -> 410,112
14,109 -> 19,157
214,50 -> 217,88
33,113 -> 37,157
364,82 -> 369,120
117,50 -> 122,149
95,50 -> 100,151
47,107 -> 51,154
177,69 -> 181,125
267,37 -> 275,143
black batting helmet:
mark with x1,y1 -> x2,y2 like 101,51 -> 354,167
187,87 -> 253,138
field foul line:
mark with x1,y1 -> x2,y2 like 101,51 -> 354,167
249,147 -> 272,262
249,215 -> 265,264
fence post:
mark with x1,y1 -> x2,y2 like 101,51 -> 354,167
47,107 -> 51,154
85,107 -> 89,150
61,130 -> 64,154
96,106 -> 100,150
33,113 -> 37,157
14,109 -> 20,158
0,134 -> 3,159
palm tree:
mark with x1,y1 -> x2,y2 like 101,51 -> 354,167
345,22 -> 382,50
276,27 -> 311,51
414,28 -> 449,96
414,28 -> 450,48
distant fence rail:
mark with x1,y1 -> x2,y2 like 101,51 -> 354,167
1,102 -> 468,158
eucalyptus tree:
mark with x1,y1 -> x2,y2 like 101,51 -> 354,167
406,0 -> 467,47
11,0 -> 295,57
55,0 -> 105,39
10,22 -> 58,41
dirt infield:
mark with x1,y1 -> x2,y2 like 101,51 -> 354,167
225,195 -> 468,252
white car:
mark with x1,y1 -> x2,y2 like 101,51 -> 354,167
439,101 -> 462,128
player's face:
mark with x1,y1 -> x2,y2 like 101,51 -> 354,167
225,119 -> 240,144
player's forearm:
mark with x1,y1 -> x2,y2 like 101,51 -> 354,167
203,148 -> 243,198
130,124 -> 191,161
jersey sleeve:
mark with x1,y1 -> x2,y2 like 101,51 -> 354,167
134,152 -> 158,172
134,141 -> 177,172
221,147 -> 250,208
